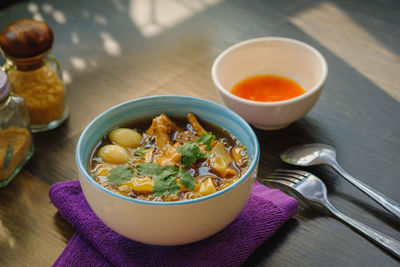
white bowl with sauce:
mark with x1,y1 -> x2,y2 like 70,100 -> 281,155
76,95 -> 260,246
212,37 -> 328,130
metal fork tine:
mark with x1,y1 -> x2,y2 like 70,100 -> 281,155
267,174 -> 300,183
268,171 -> 307,181
262,178 -> 296,188
266,169 -> 400,258
275,169 -> 311,178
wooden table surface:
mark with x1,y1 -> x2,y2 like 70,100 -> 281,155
1,0 -> 400,266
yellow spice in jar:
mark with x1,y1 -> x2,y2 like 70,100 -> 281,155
7,65 -> 65,125
0,128 -> 31,181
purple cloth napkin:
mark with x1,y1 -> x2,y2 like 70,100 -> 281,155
50,180 -> 297,266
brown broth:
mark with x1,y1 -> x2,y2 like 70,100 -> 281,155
88,114 -> 248,201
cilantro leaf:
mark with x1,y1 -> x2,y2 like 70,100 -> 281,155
135,163 -> 196,197
107,166 -> 133,185
134,147 -> 146,157
153,166 -> 180,197
178,169 -> 195,190
197,132 -> 215,150
136,162 -> 162,177
178,142 -> 208,168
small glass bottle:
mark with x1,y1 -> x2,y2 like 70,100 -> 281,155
0,19 -> 68,132
0,70 -> 34,187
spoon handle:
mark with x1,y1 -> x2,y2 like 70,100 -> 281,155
331,163 -> 400,219
322,200 -> 400,258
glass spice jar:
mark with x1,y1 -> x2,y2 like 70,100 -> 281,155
0,70 -> 34,187
0,19 -> 68,132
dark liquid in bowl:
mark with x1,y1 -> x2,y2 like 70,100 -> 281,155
89,114 -> 249,202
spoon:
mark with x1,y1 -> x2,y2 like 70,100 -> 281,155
280,143 -> 400,219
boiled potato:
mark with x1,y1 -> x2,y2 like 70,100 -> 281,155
209,141 -> 231,176
98,144 -> 129,164
125,177 -> 154,193
199,177 -> 216,196
109,128 -> 142,148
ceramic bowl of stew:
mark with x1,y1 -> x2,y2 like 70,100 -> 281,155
76,95 -> 259,246
212,37 -> 328,130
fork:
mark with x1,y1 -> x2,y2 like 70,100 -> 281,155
262,169 -> 400,258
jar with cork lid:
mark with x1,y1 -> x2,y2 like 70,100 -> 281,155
0,70 -> 33,187
0,19 -> 68,132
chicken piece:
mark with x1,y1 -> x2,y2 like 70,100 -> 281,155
145,114 -> 181,166
187,113 -> 216,149
154,142 -> 182,166
146,114 -> 178,148
187,113 -> 206,136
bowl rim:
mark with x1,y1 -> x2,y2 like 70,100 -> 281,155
211,36 -> 328,106
76,95 -> 260,206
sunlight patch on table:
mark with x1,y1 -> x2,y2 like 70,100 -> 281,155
52,10 -> 67,24
27,3 -> 39,13
70,57 -> 87,71
289,2 -> 400,102
27,3 -> 44,21
71,31 -> 80,45
129,0 -> 224,37
94,14 -> 108,25
42,3 -> 54,14
32,12 -> 44,22
62,70 -> 72,85
0,219 -> 15,249
100,32 -> 122,57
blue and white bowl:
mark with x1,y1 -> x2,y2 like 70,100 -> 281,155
76,95 -> 260,246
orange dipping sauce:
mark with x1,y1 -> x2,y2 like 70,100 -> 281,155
231,75 -> 306,102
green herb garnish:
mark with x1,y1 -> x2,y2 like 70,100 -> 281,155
134,147 -> 146,157
136,162 -> 162,177
178,142 -> 207,168
136,163 -> 195,197
153,165 -> 181,197
197,132 -> 215,150
177,132 -> 215,168
107,166 -> 134,185
178,168 -> 196,190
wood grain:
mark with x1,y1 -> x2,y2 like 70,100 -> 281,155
0,0 -> 399,266
0,171 -> 74,266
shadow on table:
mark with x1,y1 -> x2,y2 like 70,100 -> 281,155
0,0 -> 25,9
53,212 -> 75,245
334,192 -> 400,232
242,218 -> 298,266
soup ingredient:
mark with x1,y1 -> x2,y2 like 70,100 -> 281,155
146,114 -> 182,166
197,132 -> 215,150
231,74 -> 305,102
178,142 -> 207,168
136,162 -> 195,196
109,128 -> 142,148
107,166 -> 133,185
134,147 -> 146,157
210,141 -> 233,176
199,177 -> 216,196
178,132 -> 215,168
124,177 -> 154,193
98,144 -> 129,164
90,113 -> 249,201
